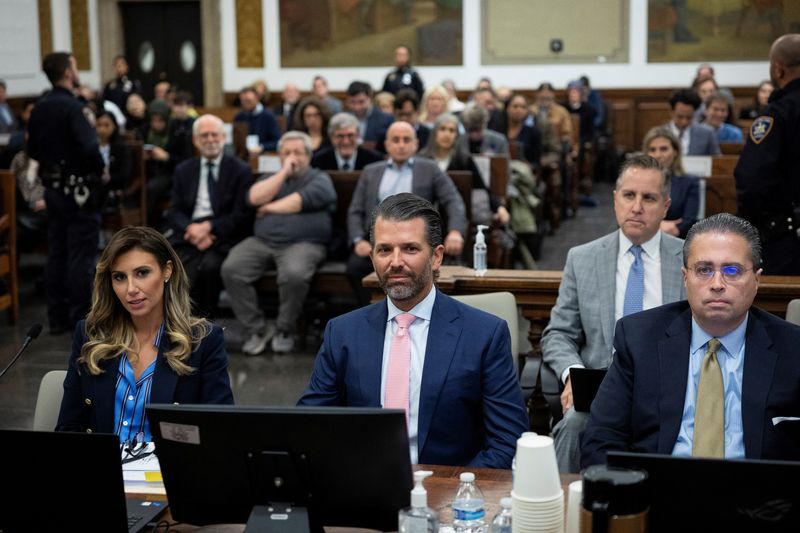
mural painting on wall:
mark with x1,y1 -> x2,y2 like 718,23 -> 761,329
648,0 -> 799,62
279,0 -> 462,67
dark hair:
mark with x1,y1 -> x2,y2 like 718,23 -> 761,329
173,91 -> 193,105
692,75 -> 718,92
669,89 -> 701,110
293,96 -> 332,137
537,82 -> 556,93
42,52 -> 73,85
704,91 -> 729,109
0,79 -> 6,90
617,153 -> 671,198
239,86 -> 258,98
394,89 -> 419,111
95,108 -> 120,143
347,81 -> 373,98
683,213 -> 762,269
369,193 -> 443,249
113,55 -> 127,63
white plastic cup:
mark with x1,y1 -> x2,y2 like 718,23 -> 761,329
512,434 -> 561,499
565,480 -> 583,533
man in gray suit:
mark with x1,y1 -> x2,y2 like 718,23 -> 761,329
346,121 -> 467,305
664,89 -> 720,156
541,154 -> 686,472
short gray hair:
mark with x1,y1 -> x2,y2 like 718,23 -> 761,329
192,114 -> 225,136
460,104 -> 488,131
683,213 -> 762,268
278,130 -> 313,155
616,153 -> 671,199
327,112 -> 360,138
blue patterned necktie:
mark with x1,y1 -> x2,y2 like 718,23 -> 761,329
623,245 -> 644,316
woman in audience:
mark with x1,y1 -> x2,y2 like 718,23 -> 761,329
442,79 -> 465,113
643,126 -> 699,239
739,80 -> 774,120
124,93 -> 148,139
489,92 -> 542,168
293,96 -> 332,154
418,113 -> 509,226
95,109 -> 132,196
373,91 -> 395,115
56,226 -> 234,440
419,84 -> 450,127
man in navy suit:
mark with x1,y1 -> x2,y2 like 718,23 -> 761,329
346,80 -> 394,153
310,113 -> 383,171
582,213 -> 800,467
299,193 -> 528,468
165,114 -> 253,317
234,86 -> 282,152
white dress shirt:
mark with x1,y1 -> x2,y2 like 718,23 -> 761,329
614,230 -> 664,321
191,154 -> 223,221
380,286 -> 436,464
668,121 -> 691,156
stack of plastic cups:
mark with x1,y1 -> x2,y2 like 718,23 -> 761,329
510,434 -> 563,533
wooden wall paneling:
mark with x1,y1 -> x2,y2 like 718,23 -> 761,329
609,98 -> 634,151
235,0 -> 264,68
69,0 -> 91,70
37,0 -> 53,59
634,101 -> 672,151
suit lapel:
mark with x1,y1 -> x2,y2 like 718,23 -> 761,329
366,165 -> 383,206
417,292 -> 461,456
657,309 -> 692,453
187,158 -> 201,214
150,340 -> 178,404
360,302 -> 389,406
741,312 -> 777,459
94,360 -> 120,432
597,233 -> 618,351
660,236 -> 685,303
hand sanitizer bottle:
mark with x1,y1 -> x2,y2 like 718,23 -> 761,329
399,470 -> 438,533
474,225 -> 488,277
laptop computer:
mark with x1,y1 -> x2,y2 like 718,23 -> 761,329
0,429 -> 167,532
607,451 -> 800,532
569,367 -> 607,412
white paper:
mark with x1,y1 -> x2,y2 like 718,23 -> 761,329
472,155 -> 491,188
772,416 -> 800,426
682,156 -> 713,178
258,155 -> 282,174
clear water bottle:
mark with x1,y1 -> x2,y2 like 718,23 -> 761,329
490,497 -> 512,533
452,472 -> 486,532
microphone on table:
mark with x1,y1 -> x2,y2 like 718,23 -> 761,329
0,323 -> 43,381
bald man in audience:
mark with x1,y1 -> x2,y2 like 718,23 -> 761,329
541,154 -> 685,472
346,121 -> 467,306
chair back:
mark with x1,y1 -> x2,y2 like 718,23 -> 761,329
33,370 -> 67,431
787,299 -> 800,326
451,292 -> 519,368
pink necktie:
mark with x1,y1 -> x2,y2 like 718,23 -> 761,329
385,313 -> 416,421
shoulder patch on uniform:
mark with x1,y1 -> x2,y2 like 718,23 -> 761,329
82,106 -> 96,127
750,116 -> 773,144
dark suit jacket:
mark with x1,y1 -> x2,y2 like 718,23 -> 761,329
311,146 -> 383,171
298,290 -> 529,468
165,155 -> 253,252
581,302 -> 800,468
362,108 -> 394,152
234,108 -> 282,151
347,158 -> 467,242
56,321 -> 234,434
665,174 -> 700,238
415,123 -> 431,149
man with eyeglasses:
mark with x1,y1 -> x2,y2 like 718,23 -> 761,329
310,113 -> 383,172
541,154 -> 685,473
582,213 -> 800,467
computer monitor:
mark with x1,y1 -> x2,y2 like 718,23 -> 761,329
607,451 -> 800,532
147,405 -> 413,531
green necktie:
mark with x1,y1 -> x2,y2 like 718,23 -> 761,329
693,338 -> 724,458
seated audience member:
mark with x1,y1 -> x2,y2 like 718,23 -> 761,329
488,92 -> 542,167
101,55 -> 142,113
419,84 -> 450,128
95,109 -> 132,202
531,83 -> 574,154
274,83 -> 302,131
164,91 -> 196,164
394,89 -> 430,149
563,80 -> 598,144
310,113 -> 383,171
418,113 -> 510,226
312,75 -> 342,113
346,121 -> 467,306
644,126 -> 700,239
474,87 -> 504,127
346,80 -> 394,151
704,92 -> 743,143
293,96 -> 332,154
56,226 -> 234,439
11,143 -> 48,250
696,62 -> 714,80
739,80 -> 774,120
582,213 -> 800,467
252,78 -> 270,106
79,85 -> 127,133
475,77 -> 493,94
382,45 -> 425,99
221,131 -> 337,354
0,79 -> 17,134
374,91 -> 396,116
459,105 -> 510,156
124,93 -> 148,139
691,75 -> 719,122
541,154 -> 685,473
580,76 -> 606,132
143,109 -> 171,225
442,79 -> 465,113
234,86 -> 282,153
299,193 -> 529,468
164,115 -> 253,317
152,79 -> 172,106
665,89 -> 721,156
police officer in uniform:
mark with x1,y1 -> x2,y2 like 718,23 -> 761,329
27,52 -> 105,334
381,45 -> 424,99
735,34 -> 800,275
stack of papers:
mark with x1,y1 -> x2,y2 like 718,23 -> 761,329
122,443 -> 166,495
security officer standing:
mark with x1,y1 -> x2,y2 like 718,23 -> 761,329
735,34 -> 800,275
27,52 -> 105,334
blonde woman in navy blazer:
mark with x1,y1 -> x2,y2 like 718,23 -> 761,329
56,226 -> 233,440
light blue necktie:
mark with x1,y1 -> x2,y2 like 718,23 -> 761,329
623,245 -> 644,316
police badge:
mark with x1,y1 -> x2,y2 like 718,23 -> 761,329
750,116 -> 774,144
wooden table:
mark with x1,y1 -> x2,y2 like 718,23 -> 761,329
130,466 -> 579,531
364,266 -> 800,351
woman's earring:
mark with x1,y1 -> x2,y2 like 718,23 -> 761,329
164,278 -> 169,283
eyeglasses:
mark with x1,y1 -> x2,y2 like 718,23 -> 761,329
689,264 -> 754,282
